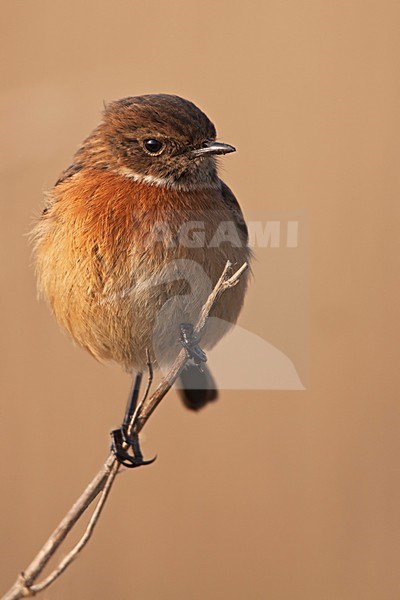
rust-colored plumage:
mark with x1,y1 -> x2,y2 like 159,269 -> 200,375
33,94 -> 251,407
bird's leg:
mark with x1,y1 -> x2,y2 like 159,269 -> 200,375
130,349 -> 154,426
123,372 -> 143,434
111,372 -> 156,468
180,323 -> 207,370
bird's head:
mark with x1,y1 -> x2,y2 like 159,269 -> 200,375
90,94 -> 235,189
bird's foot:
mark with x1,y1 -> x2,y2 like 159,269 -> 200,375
111,427 -> 156,468
180,323 -> 207,368
110,372 -> 156,468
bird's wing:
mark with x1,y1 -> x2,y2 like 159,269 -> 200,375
219,180 -> 248,243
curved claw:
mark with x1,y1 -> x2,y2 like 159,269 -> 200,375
141,454 -> 157,466
110,428 -> 156,469
115,450 -> 157,469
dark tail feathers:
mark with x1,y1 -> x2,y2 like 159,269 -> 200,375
177,364 -> 218,411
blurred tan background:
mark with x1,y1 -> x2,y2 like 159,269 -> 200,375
1,1 -> 400,598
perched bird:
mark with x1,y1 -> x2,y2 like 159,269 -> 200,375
33,94 -> 250,462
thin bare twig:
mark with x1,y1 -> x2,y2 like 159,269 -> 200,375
30,460 -> 120,594
2,260 -> 248,600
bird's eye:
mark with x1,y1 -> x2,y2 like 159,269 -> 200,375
143,139 -> 164,154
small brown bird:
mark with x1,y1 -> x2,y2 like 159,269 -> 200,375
33,94 -> 250,464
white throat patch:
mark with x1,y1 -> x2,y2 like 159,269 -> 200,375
117,167 -> 220,191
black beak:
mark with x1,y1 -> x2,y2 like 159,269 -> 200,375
191,141 -> 236,158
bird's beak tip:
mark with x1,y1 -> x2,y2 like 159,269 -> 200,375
191,142 -> 236,158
